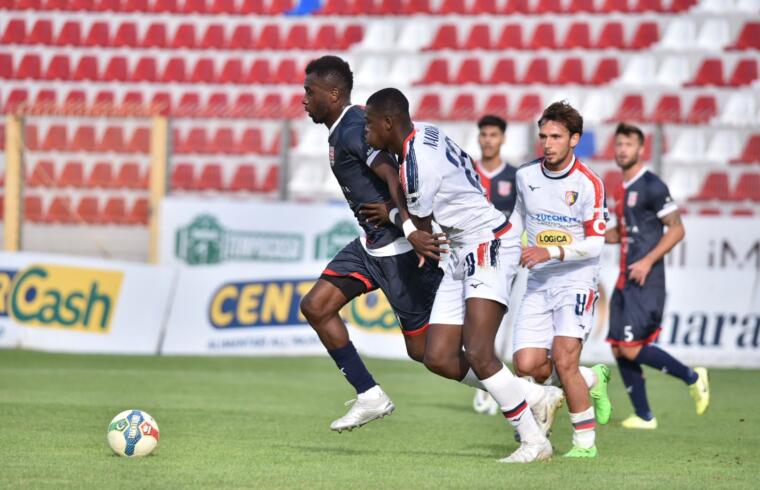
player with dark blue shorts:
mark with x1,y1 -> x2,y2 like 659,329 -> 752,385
299,56 -> 443,433
605,123 -> 709,429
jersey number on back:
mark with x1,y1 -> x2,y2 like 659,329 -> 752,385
444,137 -> 483,192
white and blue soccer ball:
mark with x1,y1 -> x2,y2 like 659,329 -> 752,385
107,409 -> 160,457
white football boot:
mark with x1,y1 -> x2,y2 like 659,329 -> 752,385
499,438 -> 553,463
513,385 -> 565,442
330,386 -> 395,432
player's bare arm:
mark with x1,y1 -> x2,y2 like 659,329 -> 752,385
628,210 -> 685,286
605,223 -> 620,243
359,153 -> 406,227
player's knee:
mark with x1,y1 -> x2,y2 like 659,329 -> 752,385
299,294 -> 326,325
405,343 -> 425,363
552,353 -> 578,376
463,344 -> 493,373
422,350 -> 457,379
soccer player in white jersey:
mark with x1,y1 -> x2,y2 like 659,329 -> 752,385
509,101 -> 612,458
363,88 -> 563,463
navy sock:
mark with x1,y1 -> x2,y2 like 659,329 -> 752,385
616,357 -> 653,421
635,345 -> 698,385
327,341 -> 377,395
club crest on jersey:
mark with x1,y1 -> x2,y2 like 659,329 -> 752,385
627,191 -> 638,207
565,191 -> 579,206
498,181 -> 512,196
329,146 -> 335,167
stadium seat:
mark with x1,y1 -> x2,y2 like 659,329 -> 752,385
24,123 -> 39,151
285,24 -> 309,50
71,125 -> 96,152
232,93 -> 257,118
238,128 -> 264,154
650,94 -> 681,123
731,135 -> 760,163
257,93 -> 283,118
198,164 -> 225,191
171,24 -> 196,49
115,162 -> 143,189
482,94 -> 509,119
633,0 -> 664,12
260,165 -> 279,193
217,59 -> 242,84
268,0 -> 293,14
41,125 -> 67,151
0,54 -> 13,79
685,95 -> 717,124
28,160 -> 56,187
596,22 -> 625,49
590,57 -> 619,85
419,59 -> 450,84
171,163 -> 197,190
686,58 -> 725,86
472,0 -> 497,13
143,23 -> 168,48
340,25 -> 364,49
149,92 -> 171,115
66,90 -> 87,109
512,93 -> 542,121
59,161 -> 85,187
176,127 -> 209,154
732,173 -> 760,202
203,92 -> 230,117
229,25 -> 254,50
567,0 -> 594,11
728,22 -> 760,50
151,0 -> 177,12
495,24 -> 523,50
274,59 -> 302,85
728,59 -> 758,87
439,0 -> 466,14
610,95 -> 645,122
697,207 -> 721,216
521,58 -> 550,84
84,21 -> 109,47
488,58 -> 517,84
448,94 -> 476,120
161,57 -> 186,83
256,24 -> 282,50
131,57 -> 156,83
463,24 -> 492,50
603,170 -> 623,200
176,93 -> 201,117
113,22 -> 138,48
70,0 -> 96,11
656,56 -> 690,86
658,19 -> 695,50
629,21 -> 659,49
126,127 -> 150,153
16,54 -> 41,79
247,59 -> 272,84
504,0 -> 530,13
24,196 -> 44,222
562,22 -> 591,49
719,92 -> 757,126
555,58 -> 585,85
102,197 -> 127,224
123,0 -> 149,11
44,55 -> 70,80
76,196 -> 101,224
239,0 -> 265,13
535,0 -> 562,13
319,0 -> 351,14
94,0 -> 121,11
3,19 -> 26,45
73,55 -> 99,81
127,198 -> 149,225
731,208 -> 754,217
182,0 -> 207,13
87,162 -> 114,188
455,58 -> 483,84
229,165 -> 258,192
696,19 -> 730,51
209,128 -> 237,154
28,19 -> 53,45
690,172 -> 730,201
190,58 -> 216,84
426,24 -> 458,50
601,0 -> 628,11
33,89 -> 56,110
313,25 -> 340,50
528,23 -> 556,50
415,94 -> 442,120
104,56 -> 128,82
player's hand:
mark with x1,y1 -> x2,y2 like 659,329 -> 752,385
408,230 -> 449,266
359,202 -> 391,227
628,257 -> 653,286
520,246 -> 550,269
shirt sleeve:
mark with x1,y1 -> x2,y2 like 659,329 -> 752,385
508,172 -> 526,233
343,126 -> 382,166
402,145 -> 440,218
649,178 -> 678,219
581,175 -> 608,237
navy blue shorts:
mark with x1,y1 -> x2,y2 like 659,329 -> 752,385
322,238 -> 443,336
607,284 -> 666,346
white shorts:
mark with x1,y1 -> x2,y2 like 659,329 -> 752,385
429,238 -> 520,326
512,287 -> 599,352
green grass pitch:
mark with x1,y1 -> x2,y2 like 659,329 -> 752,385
1,350 -> 757,489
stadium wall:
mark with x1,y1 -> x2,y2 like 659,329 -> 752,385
0,201 -> 758,367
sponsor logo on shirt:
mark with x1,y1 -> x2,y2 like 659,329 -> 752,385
532,213 -> 579,225
536,230 -> 573,247
565,191 -> 579,206
627,191 -> 638,207
498,181 -> 512,196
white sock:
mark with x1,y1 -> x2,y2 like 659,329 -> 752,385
579,366 -> 597,389
569,406 -> 596,449
515,377 -> 547,407
357,385 -> 383,400
460,368 -> 486,390
480,365 -> 545,444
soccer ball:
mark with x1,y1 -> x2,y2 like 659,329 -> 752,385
107,409 -> 160,457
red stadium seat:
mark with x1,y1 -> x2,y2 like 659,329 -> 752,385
126,127 -> 150,153
28,19 -> 53,45
17,54 -> 41,80
182,0 -> 207,13
728,22 -> 760,50
731,135 -> 760,164
152,0 -> 177,12
611,94 -> 645,121
732,173 -> 760,202
73,55 -> 99,81
71,125 -> 96,152
209,128 -> 237,154
24,123 -> 39,151
219,59 -> 243,84
340,25 -> 364,49
415,94 -> 443,120
463,24 -> 492,50
87,162 -> 114,188
198,164 -> 225,191
24,196 -> 44,223
728,59 -> 758,87
94,0 -> 121,10
45,54 -> 71,81
28,160 -> 56,187
697,207 -> 721,216
427,24 -> 458,50
313,25 -> 340,50
513,93 -> 542,121
601,0 -> 628,12
731,208 -> 754,217
528,23 -> 556,50
123,0 -> 149,11
260,165 -> 279,192
127,198 -> 149,225
686,95 -> 717,124
190,58 -> 216,84
439,0 -> 466,14
448,94 -> 476,120
176,93 -> 201,117
562,22 -> 591,49
66,90 -> 87,109
284,93 -> 303,119
238,128 -> 264,154
229,165 -> 258,192
504,0 -> 529,13
69,0 -> 95,10
132,57 -> 157,83
320,0 -> 352,14
483,94 -> 509,119
633,0 -> 664,12
209,0 -> 236,12
59,161 -> 85,187
102,197 -> 127,224
240,0 -> 266,13
350,0 -> 374,15
372,0 -> 402,15
488,58 -> 517,84
98,126 -> 125,153
690,172 -> 730,201
161,57 -> 187,83
567,0 -> 594,11
246,59 -> 271,84
54,22 -> 81,46
535,0 -> 562,13
273,58 -> 302,85
555,57 -> 585,85
115,162 -> 144,189
33,89 -> 56,108
521,58 -> 550,84
204,92 -> 230,117
418,59 -> 450,84
178,128 -> 209,154
103,56 -> 128,82
596,22 -> 625,49
143,23 -> 168,48
171,163 -> 197,190
114,22 -> 138,48
267,0 -> 293,14
76,196 -> 101,224
589,57 -> 619,85
172,24 -> 196,49
199,24 -> 225,50
285,24 -> 309,50
232,93 -> 256,118
686,58 -> 725,87
84,21 -> 109,47
472,0 -> 497,14
650,94 -> 682,123
0,54 -> 13,79
257,93 -> 283,118
629,21 -> 658,49
3,19 -> 26,45
495,24 -> 523,50
404,0 -> 432,13
229,25 -> 254,49
41,125 -> 67,151
455,58 -> 483,84
46,196 -> 75,224
256,24 -> 282,50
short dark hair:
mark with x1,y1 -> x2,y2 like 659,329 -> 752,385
615,122 -> 645,145
305,55 -> 353,93
366,88 -> 410,117
537,101 -> 583,136
478,115 -> 507,133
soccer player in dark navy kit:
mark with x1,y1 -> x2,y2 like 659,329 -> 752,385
474,115 -> 518,219
299,56 -> 443,432
605,123 -> 710,429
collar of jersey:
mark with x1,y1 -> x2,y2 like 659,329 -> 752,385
477,161 -> 508,179
623,166 -> 648,189
328,105 -> 354,137
541,155 -> 577,179
401,128 -> 417,162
